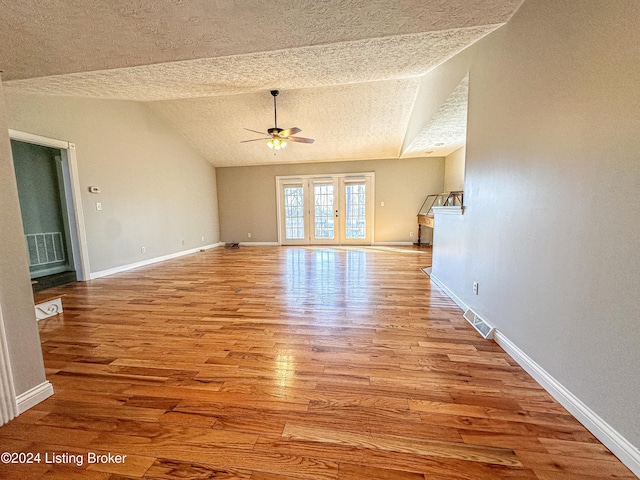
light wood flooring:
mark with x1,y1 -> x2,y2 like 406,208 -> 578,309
1,246 -> 635,479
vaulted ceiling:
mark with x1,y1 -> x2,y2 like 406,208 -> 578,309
0,0 -> 523,167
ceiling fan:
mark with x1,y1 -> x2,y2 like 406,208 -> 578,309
241,90 -> 314,150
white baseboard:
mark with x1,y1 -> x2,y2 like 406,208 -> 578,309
90,243 -> 223,279
494,331 -> 640,478
372,242 -> 415,246
229,242 -> 419,247
428,272 -> 469,311
16,381 -> 54,414
429,273 -> 640,477
237,242 -> 280,246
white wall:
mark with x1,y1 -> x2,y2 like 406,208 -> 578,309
444,146 -> 465,192
432,0 -> 640,460
4,92 -> 220,274
0,81 -> 48,398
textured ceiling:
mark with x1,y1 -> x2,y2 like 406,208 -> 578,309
4,28 -> 490,101
0,0 -> 524,167
150,79 -> 422,167
402,75 -> 470,158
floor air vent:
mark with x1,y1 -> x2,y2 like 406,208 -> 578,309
463,309 -> 495,339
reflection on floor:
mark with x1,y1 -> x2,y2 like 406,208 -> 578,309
2,246 -> 634,479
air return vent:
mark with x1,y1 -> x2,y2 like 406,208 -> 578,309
463,309 -> 495,339
26,232 -> 65,266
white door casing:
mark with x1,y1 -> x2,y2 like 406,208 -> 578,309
277,173 -> 374,246
9,130 -> 90,281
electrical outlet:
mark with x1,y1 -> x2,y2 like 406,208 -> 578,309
141,246 -> 146,254
248,233 -> 252,238
473,282 -> 479,295
380,201 -> 385,207
201,236 -> 205,242
410,232 -> 414,237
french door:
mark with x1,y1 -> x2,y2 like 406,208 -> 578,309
310,179 -> 338,244
277,173 -> 373,245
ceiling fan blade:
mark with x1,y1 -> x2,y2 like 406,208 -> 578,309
279,127 -> 301,138
287,136 -> 314,144
240,138 -> 267,143
243,128 -> 269,137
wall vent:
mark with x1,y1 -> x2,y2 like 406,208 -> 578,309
25,232 -> 65,267
463,309 -> 495,339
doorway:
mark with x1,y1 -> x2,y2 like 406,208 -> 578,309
9,131 -> 90,286
277,173 -> 374,245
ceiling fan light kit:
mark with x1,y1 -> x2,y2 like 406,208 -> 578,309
268,138 -> 287,150
241,90 -> 314,151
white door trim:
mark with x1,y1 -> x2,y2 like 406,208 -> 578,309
9,129 -> 91,281
0,305 -> 18,426
276,172 -> 375,246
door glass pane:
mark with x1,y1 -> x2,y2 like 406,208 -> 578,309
345,183 -> 366,239
314,183 -> 334,239
284,186 -> 305,240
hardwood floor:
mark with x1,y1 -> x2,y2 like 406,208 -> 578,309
1,246 -> 635,479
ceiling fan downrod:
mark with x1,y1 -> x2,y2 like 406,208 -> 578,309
240,89 -> 314,148
271,90 -> 279,129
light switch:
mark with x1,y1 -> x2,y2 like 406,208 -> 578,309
96,202 -> 102,211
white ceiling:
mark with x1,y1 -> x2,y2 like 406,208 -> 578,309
0,0 -> 524,167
